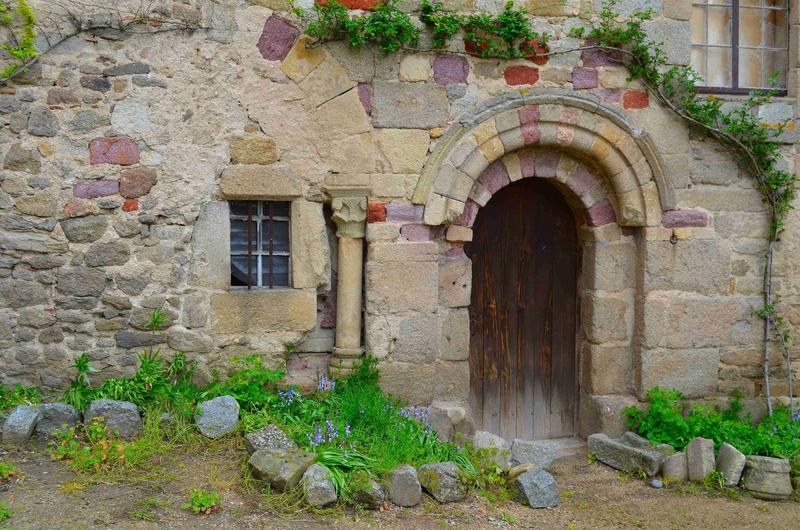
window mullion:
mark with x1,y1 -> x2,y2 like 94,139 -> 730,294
734,0 -> 742,89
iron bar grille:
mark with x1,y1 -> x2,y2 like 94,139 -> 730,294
229,201 -> 291,289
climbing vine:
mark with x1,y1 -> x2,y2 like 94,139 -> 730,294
0,0 -> 38,81
294,0 -> 798,417
575,2 -> 797,417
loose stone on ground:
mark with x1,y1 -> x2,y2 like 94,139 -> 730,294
302,463 -> 338,508
83,399 -> 142,439
35,403 -> 80,440
417,461 -> 467,503
244,424 -> 297,455
511,468 -> 559,508
386,464 -> 422,507
587,433 -> 664,477
686,437 -> 715,482
248,446 -> 317,492
195,395 -> 240,439
2,405 -> 40,445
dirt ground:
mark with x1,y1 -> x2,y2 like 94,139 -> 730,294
1,443 -> 798,530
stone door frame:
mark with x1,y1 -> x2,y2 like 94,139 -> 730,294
414,92 -> 669,436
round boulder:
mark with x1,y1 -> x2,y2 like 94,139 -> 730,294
84,399 -> 142,439
195,395 -> 240,439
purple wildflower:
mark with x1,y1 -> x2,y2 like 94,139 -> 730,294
317,373 -> 336,392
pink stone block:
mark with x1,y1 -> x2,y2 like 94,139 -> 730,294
534,151 -> 560,178
662,209 -> 709,228
433,54 -> 470,85
518,150 -> 536,178
572,67 -> 598,89
457,200 -> 480,227
357,83 -> 373,115
257,15 -> 299,61
581,42 -> 623,67
585,198 -> 617,227
478,160 -> 510,194
521,122 -> 540,145
445,243 -> 465,258
386,203 -> 424,222
593,88 -> 621,103
74,179 -> 119,199
400,224 -> 433,241
89,137 -> 140,166
518,105 -> 540,124
566,165 -> 599,196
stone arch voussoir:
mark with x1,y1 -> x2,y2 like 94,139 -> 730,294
413,92 -> 673,228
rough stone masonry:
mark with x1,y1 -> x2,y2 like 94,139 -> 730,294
0,0 -> 798,438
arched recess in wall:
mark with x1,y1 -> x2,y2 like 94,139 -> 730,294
412,91 -> 674,227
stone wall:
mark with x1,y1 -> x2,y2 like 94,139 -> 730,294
0,0 -> 798,435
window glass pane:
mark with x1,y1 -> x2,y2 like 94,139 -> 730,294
691,47 -> 707,82
707,47 -> 732,86
691,6 -> 707,43
739,48 -> 763,88
765,0 -> 787,8
230,219 -> 255,253
764,9 -> 787,48
708,0 -> 732,5
262,220 -> 290,254
764,49 -> 788,87
707,7 -> 732,45
230,201 -> 258,216
264,256 -> 290,287
739,8 -> 763,47
269,202 -> 291,218
231,256 -> 256,287
740,0 -> 760,6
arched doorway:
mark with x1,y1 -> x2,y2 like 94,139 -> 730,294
466,178 -> 578,440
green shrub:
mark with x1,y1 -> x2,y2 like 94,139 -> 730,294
625,387 -> 800,465
182,488 -> 221,515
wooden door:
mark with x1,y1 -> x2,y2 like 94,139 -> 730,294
466,178 -> 578,440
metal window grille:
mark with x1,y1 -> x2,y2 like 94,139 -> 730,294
229,201 -> 291,289
691,0 -> 789,94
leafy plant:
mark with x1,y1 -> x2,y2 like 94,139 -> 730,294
182,487 -> 221,515
0,383 -> 41,412
0,500 -> 11,522
0,461 -> 18,481
50,417 -> 129,473
203,355 -> 285,411
626,387 -> 800,462
294,0 -> 420,53
0,0 -> 38,82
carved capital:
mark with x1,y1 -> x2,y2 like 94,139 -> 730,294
331,196 -> 367,238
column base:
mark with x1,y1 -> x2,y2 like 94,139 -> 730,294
330,347 -> 365,376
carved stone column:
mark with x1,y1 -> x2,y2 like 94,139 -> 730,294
330,193 -> 367,374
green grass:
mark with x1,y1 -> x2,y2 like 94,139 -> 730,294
0,383 -> 41,412
0,500 -> 11,522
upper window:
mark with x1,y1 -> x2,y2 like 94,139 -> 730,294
230,201 -> 291,289
691,0 -> 789,92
